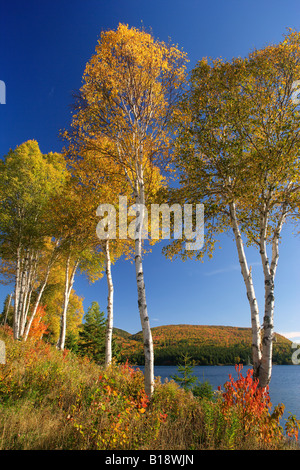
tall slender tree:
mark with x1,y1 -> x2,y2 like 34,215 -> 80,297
165,29 -> 300,387
64,24 -> 188,396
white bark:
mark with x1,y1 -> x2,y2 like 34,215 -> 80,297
56,254 -> 79,351
13,245 -> 21,339
134,182 -> 154,398
16,254 -> 28,337
229,202 -> 262,377
12,242 -> 59,340
117,141 -> 155,397
19,249 -> 37,337
13,247 -> 37,338
104,238 -> 114,367
14,246 -> 31,339
258,206 -> 286,387
23,261 -> 52,341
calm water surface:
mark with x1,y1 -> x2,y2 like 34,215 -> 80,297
137,365 -> 300,421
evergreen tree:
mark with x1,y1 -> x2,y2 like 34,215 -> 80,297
78,302 -> 106,363
65,330 -> 80,354
111,334 -> 122,363
171,353 -> 198,391
0,294 -> 13,326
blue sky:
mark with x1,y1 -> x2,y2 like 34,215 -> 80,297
0,0 -> 300,342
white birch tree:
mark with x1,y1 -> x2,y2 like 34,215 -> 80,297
64,24 -> 187,397
165,29 -> 300,387
0,140 -> 67,340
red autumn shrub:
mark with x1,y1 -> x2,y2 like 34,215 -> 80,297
219,364 -> 285,446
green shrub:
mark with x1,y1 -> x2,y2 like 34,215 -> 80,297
192,380 -> 214,400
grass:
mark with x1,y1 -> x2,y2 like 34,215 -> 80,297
0,325 -> 299,450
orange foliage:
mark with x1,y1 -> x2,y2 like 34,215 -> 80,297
27,305 -> 49,341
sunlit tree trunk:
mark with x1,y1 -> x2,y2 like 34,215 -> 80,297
230,202 -> 262,378
258,205 -> 286,387
19,249 -> 37,337
13,247 -> 37,338
104,238 -> 114,367
57,253 -> 79,351
23,262 -> 52,341
14,245 -> 29,339
119,151 -> 155,397
16,253 -> 28,337
13,245 -> 21,339
134,179 -> 154,398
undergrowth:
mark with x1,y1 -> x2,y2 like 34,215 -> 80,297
0,326 -> 299,450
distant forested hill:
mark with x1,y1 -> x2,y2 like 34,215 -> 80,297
113,324 -> 293,366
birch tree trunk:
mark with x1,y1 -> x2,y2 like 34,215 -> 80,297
13,247 -> 35,338
56,254 -> 79,351
229,202 -> 262,378
23,258 -> 53,341
13,242 -> 58,340
134,181 -> 154,398
57,254 -> 71,351
104,238 -> 114,367
19,250 -> 30,336
19,249 -> 38,337
14,246 -> 30,339
119,147 -> 155,397
16,254 -> 28,337
13,245 -> 22,339
258,207 -> 286,387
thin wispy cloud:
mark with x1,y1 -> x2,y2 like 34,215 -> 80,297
279,332 -> 300,341
204,262 -> 260,277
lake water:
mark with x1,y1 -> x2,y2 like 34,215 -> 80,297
136,365 -> 300,422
